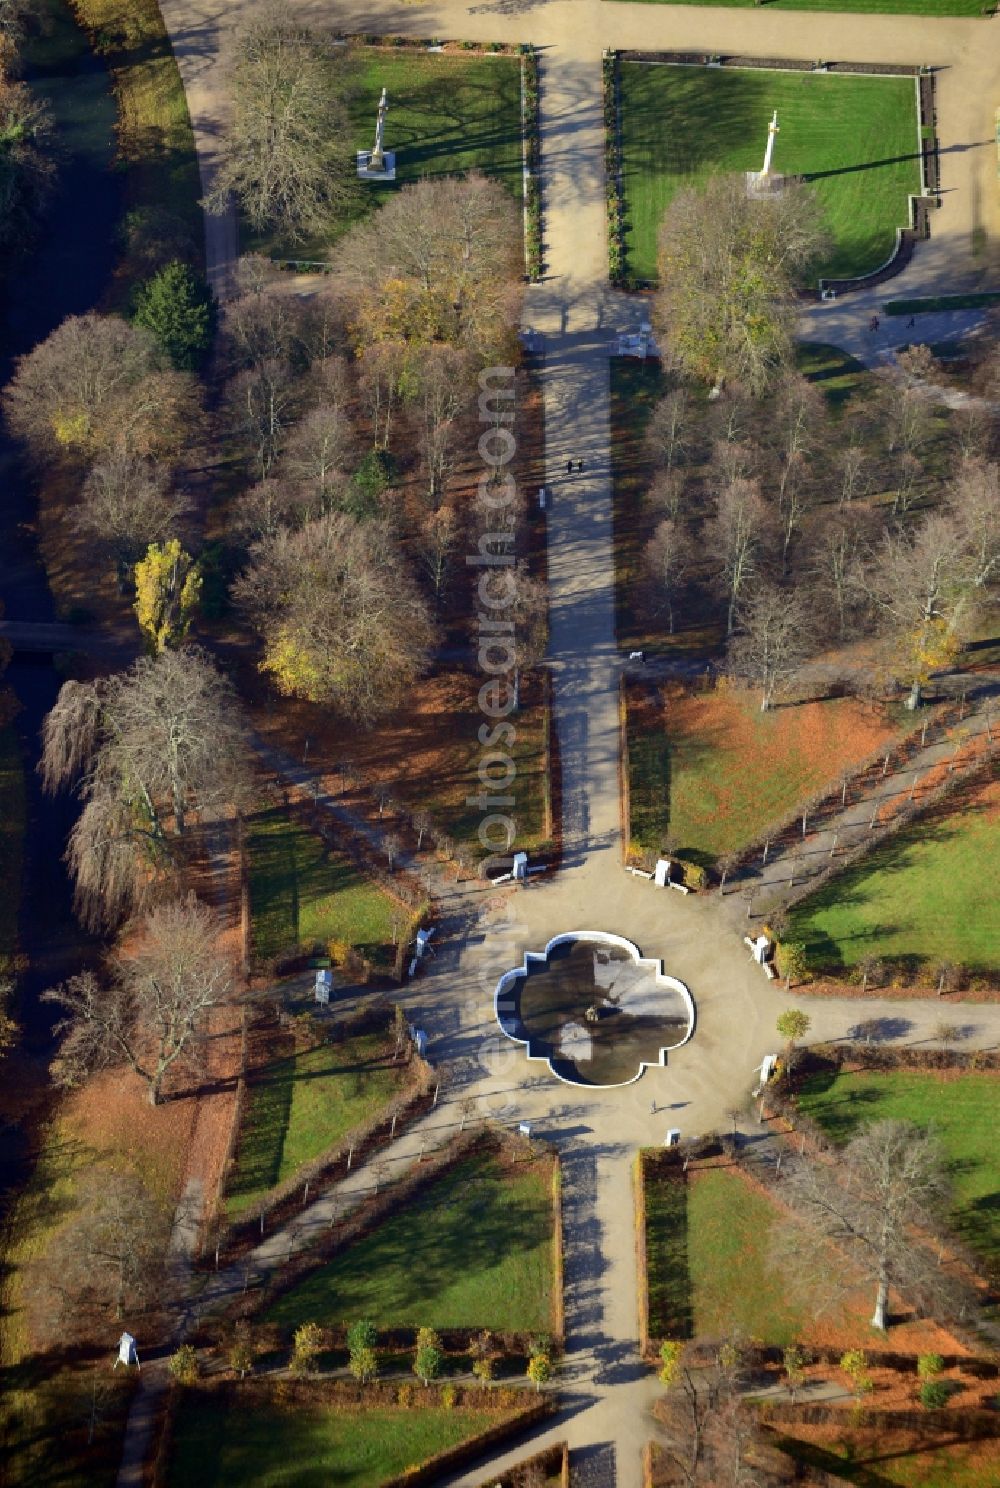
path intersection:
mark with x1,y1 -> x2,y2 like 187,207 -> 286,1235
146,0 -> 1000,1480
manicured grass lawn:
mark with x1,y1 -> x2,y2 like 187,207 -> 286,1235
248,809 -> 406,966
245,48 -> 523,260
224,1031 -> 408,1217
0,728 -> 25,976
644,1161 -> 693,1338
167,1396 -> 500,1488
795,343 -> 868,410
628,683 -> 898,863
645,1162 -> 871,1348
789,770 -> 1000,973
620,65 -> 921,284
797,1070 -> 1000,1266
266,1151 -> 555,1333
686,1168 -> 809,1347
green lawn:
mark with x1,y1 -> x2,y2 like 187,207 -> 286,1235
795,343 -> 869,410
644,1161 -> 693,1338
686,1168 -> 809,1346
797,1070 -> 1000,1267
266,1151 -> 555,1333
645,1162 -> 875,1347
167,1396 -> 501,1488
245,48 -> 523,261
0,728 -> 25,977
789,772 -> 1000,974
224,1031 -> 409,1217
248,809 -> 406,967
620,65 -> 921,284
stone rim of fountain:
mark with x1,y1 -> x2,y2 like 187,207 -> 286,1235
494,931 -> 696,1088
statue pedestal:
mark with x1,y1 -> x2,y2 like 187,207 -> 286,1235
357,149 -> 396,182
745,170 -> 786,200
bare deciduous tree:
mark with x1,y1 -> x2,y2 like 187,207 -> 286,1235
235,511 -> 434,721
808,510 -> 874,642
41,651 -> 249,927
279,399 -> 354,516
873,349 -> 939,516
36,1170 -> 168,1335
643,517 -> 695,635
770,371 -> 825,573
226,357 -> 299,481
415,503 -> 463,604
231,476 -> 301,545
222,258 -> 314,373
645,388 -> 692,474
44,896 -> 234,1105
74,452 -> 189,587
340,173 -> 523,362
710,475 -> 770,636
727,583 -> 812,711
779,1119 -> 952,1331
655,174 -> 826,394
357,339 -> 408,453
947,458 -> 1000,591
860,512 -> 973,709
652,1340 -> 774,1487
208,12 -> 356,241
3,313 -> 197,464
407,342 -> 473,505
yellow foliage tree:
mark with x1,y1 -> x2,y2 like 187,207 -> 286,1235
893,617 -> 962,705
134,539 -> 201,654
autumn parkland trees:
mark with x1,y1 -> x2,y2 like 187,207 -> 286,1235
4,313 -> 198,466
335,172 -> 523,366
779,1119 -> 954,1332
234,513 -> 434,721
41,650 -> 249,928
654,175 -> 826,396
214,168 -> 525,715
208,8 -> 357,243
0,71 -> 54,258
44,896 -> 235,1105
633,331 -> 998,717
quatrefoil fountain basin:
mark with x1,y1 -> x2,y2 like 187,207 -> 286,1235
494,933 -> 695,1087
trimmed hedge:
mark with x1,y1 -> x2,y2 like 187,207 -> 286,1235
522,49 -> 542,280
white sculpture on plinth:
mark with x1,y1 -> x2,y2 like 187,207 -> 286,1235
114,1332 -> 140,1370
357,87 -> 396,181
746,110 -> 784,198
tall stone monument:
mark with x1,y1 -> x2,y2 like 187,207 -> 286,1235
357,87 -> 396,181
746,110 -> 784,198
